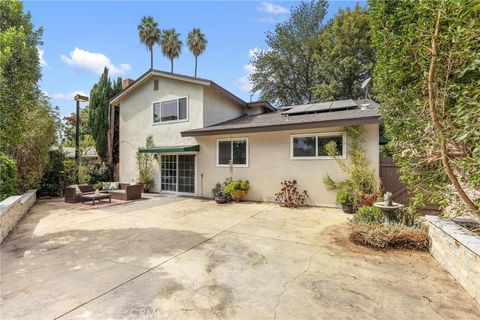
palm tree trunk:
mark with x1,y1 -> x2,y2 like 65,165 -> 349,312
150,47 -> 153,69
195,56 -> 198,77
170,59 -> 173,73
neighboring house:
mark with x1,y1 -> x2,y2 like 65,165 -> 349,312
51,146 -> 100,164
107,69 -> 380,206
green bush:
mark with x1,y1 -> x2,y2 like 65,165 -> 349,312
88,162 -> 110,184
224,179 -> 249,201
350,206 -> 383,224
0,154 -> 17,201
63,159 -> 77,186
40,149 -> 66,197
336,190 -> 354,204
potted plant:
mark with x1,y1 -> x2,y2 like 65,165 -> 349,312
224,179 -> 249,202
336,190 -> 355,213
93,182 -> 103,195
136,136 -> 155,193
212,182 -> 227,204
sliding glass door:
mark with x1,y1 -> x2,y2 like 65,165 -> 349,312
160,155 -> 195,194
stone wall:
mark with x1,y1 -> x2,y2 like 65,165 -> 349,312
0,190 -> 36,243
426,215 -> 480,304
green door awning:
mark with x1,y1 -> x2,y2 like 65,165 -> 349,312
138,145 -> 200,153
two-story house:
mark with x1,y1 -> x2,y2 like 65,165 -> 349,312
107,69 -> 380,206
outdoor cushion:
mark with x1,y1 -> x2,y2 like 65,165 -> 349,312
102,182 -> 119,190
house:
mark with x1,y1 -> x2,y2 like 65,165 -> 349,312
107,69 -> 380,207
51,146 -> 100,164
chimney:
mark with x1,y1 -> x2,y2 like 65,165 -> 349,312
122,78 -> 134,90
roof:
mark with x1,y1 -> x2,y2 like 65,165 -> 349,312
181,99 -> 380,137
110,69 -> 275,111
50,146 -> 98,158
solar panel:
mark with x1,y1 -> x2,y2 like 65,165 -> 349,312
307,101 -> 332,112
282,103 -> 315,114
330,99 -> 357,110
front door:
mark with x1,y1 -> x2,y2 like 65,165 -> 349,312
160,154 -> 195,194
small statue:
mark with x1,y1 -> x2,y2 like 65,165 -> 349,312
384,192 -> 393,206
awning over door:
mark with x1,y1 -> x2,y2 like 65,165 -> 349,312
138,145 -> 200,153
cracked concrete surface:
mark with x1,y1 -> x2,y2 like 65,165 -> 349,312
1,195 -> 479,319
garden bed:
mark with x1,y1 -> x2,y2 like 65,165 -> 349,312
425,215 -> 480,304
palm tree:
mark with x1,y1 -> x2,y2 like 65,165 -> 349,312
187,28 -> 208,77
137,16 -> 161,69
160,28 -> 182,73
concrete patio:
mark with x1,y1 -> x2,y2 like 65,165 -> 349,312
1,195 -> 479,320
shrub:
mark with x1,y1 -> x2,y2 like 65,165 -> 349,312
87,162 -> 110,185
224,179 -> 249,201
40,149 -> 66,197
63,159 -> 77,186
336,190 -> 354,204
136,136 -> 155,190
275,180 -> 309,208
349,223 -> 429,251
0,153 -> 17,201
350,206 -> 383,224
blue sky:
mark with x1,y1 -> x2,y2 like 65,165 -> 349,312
25,1 -> 365,117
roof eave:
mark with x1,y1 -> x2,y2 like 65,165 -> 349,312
181,115 -> 380,137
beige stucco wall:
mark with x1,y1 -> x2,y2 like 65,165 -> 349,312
119,77 -> 204,191
196,124 -> 379,207
203,87 -> 243,126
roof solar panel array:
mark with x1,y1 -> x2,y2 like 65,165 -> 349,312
281,99 -> 358,115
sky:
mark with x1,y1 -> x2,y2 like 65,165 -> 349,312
24,0 -> 366,117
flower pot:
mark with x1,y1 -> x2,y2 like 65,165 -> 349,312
341,203 -> 354,214
215,194 -> 227,204
358,192 -> 379,206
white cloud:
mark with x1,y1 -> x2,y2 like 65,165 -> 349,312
38,49 -> 47,67
61,47 -> 131,75
258,2 -> 289,14
50,90 -> 89,101
235,48 -> 267,93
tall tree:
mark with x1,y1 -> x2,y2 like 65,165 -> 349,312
137,16 -> 161,69
160,28 -> 183,73
250,0 -> 328,106
187,28 -> 207,77
0,0 -> 57,195
370,0 -> 480,215
312,4 -> 374,101
88,67 -> 122,162
0,0 -> 43,154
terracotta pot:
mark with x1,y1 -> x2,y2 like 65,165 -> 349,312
358,192 -> 379,206
341,203 -> 354,214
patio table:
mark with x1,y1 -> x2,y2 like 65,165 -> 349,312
80,193 -> 112,205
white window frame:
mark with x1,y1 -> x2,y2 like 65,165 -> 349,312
216,137 -> 249,168
152,96 -> 189,125
290,132 -> 346,160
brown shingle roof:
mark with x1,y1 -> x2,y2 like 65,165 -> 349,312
182,99 -> 380,137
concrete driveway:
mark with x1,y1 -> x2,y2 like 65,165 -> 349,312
1,195 -> 479,320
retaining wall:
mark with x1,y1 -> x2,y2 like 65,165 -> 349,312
0,190 -> 36,243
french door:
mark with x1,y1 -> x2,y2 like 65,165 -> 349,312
160,155 -> 195,194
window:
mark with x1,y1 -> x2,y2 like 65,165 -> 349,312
153,79 -> 159,91
153,97 -> 188,123
291,133 -> 345,159
217,138 -> 248,166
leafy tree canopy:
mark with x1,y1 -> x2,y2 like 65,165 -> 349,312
250,0 -> 328,106
88,67 -> 122,162
369,0 -> 480,215
312,4 -> 374,101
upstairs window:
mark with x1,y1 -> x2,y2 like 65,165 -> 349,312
153,97 -> 188,123
153,79 -> 159,91
291,132 -> 345,159
217,138 -> 248,167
